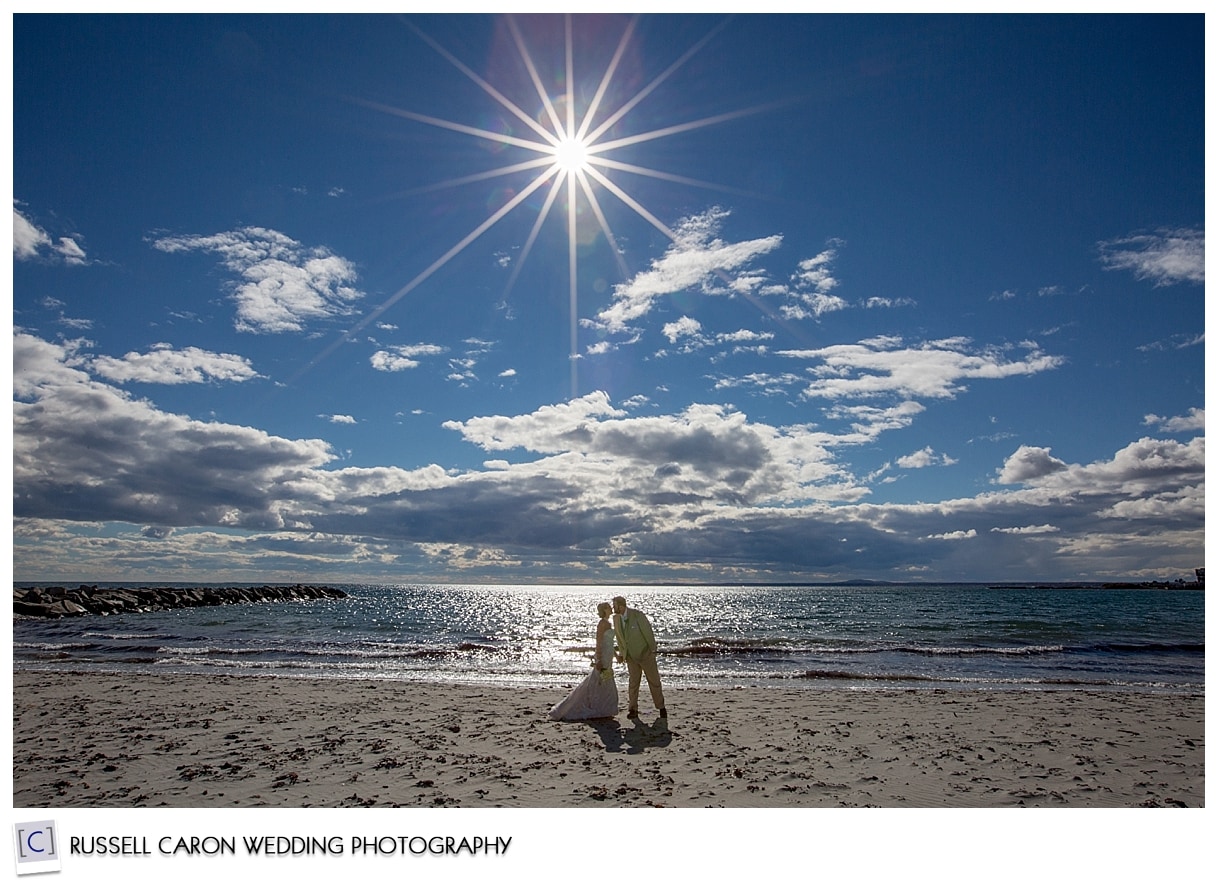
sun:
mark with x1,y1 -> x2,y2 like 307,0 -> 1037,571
552,136 -> 591,175
308,15 -> 780,393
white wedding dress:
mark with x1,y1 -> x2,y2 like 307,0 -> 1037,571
548,627 -> 619,720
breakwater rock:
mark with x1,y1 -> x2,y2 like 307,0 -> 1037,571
13,584 -> 349,619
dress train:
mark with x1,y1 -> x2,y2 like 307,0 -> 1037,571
548,629 -> 618,720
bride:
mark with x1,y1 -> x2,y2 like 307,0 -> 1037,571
549,602 -> 619,720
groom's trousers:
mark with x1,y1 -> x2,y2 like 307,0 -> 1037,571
625,651 -> 665,712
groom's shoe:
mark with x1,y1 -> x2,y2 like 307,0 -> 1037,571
659,707 -> 667,719
627,708 -> 639,719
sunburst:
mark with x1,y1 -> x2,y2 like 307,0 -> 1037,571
308,14 -> 779,394
552,136 -> 591,175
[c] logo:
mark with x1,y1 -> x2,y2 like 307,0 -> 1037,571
12,820 -> 61,876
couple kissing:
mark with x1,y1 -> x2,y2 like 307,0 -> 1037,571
548,595 -> 666,723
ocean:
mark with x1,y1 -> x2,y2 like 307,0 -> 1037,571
12,582 -> 1204,694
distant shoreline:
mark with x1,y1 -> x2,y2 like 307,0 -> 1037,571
988,582 -> 1203,591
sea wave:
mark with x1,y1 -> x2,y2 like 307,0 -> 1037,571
1088,641 -> 1205,654
153,642 -> 507,660
660,638 -> 1202,658
893,644 -> 1066,657
789,668 -> 1195,690
80,631 -> 189,641
13,641 -> 95,651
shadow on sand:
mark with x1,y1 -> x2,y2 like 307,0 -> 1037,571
586,716 -> 672,754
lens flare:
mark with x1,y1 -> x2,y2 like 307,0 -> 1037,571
304,15 -> 782,393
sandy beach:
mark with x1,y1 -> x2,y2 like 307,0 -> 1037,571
12,671 -> 1203,808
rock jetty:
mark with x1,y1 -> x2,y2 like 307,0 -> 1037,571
13,584 -> 349,619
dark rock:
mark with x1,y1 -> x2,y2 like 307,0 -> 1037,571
14,600 -> 55,617
13,585 -> 349,618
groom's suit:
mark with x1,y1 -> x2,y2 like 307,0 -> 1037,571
613,607 -> 665,714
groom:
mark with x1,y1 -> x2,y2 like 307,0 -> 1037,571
612,595 -> 666,720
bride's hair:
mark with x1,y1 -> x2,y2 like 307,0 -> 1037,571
597,602 -> 611,617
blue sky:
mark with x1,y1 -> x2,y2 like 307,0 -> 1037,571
11,13 -> 1205,584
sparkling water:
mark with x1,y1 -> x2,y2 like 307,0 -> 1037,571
13,582 -> 1204,693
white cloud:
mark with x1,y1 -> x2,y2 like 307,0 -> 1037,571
153,226 -> 364,333
589,207 -> 782,334
445,391 -> 859,504
328,414 -> 356,424
13,208 -> 52,259
864,296 -> 916,309
447,356 -> 477,384
12,331 -> 1203,584
90,344 -> 260,385
55,236 -> 88,265
996,445 -> 1069,484
443,392 -> 626,453
896,446 -> 957,469
781,292 -> 848,320
824,401 -> 927,442
718,336 -> 1058,446
782,336 -> 1064,401
370,343 -> 446,372
791,248 -> 840,295
769,244 -> 914,320
717,329 -> 772,344
1138,332 -> 1203,352
927,529 -> 976,540
662,316 -> 703,343
990,524 -> 1060,535
14,206 -> 88,264
1143,407 -> 1204,433
1067,437 -> 1204,498
772,245 -> 850,319
498,368 -> 517,378
996,437 -> 1204,497
714,371 -> 804,396
585,221 -> 901,337
1098,227 -> 1204,285
660,319 -> 772,357
14,332 -> 338,530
